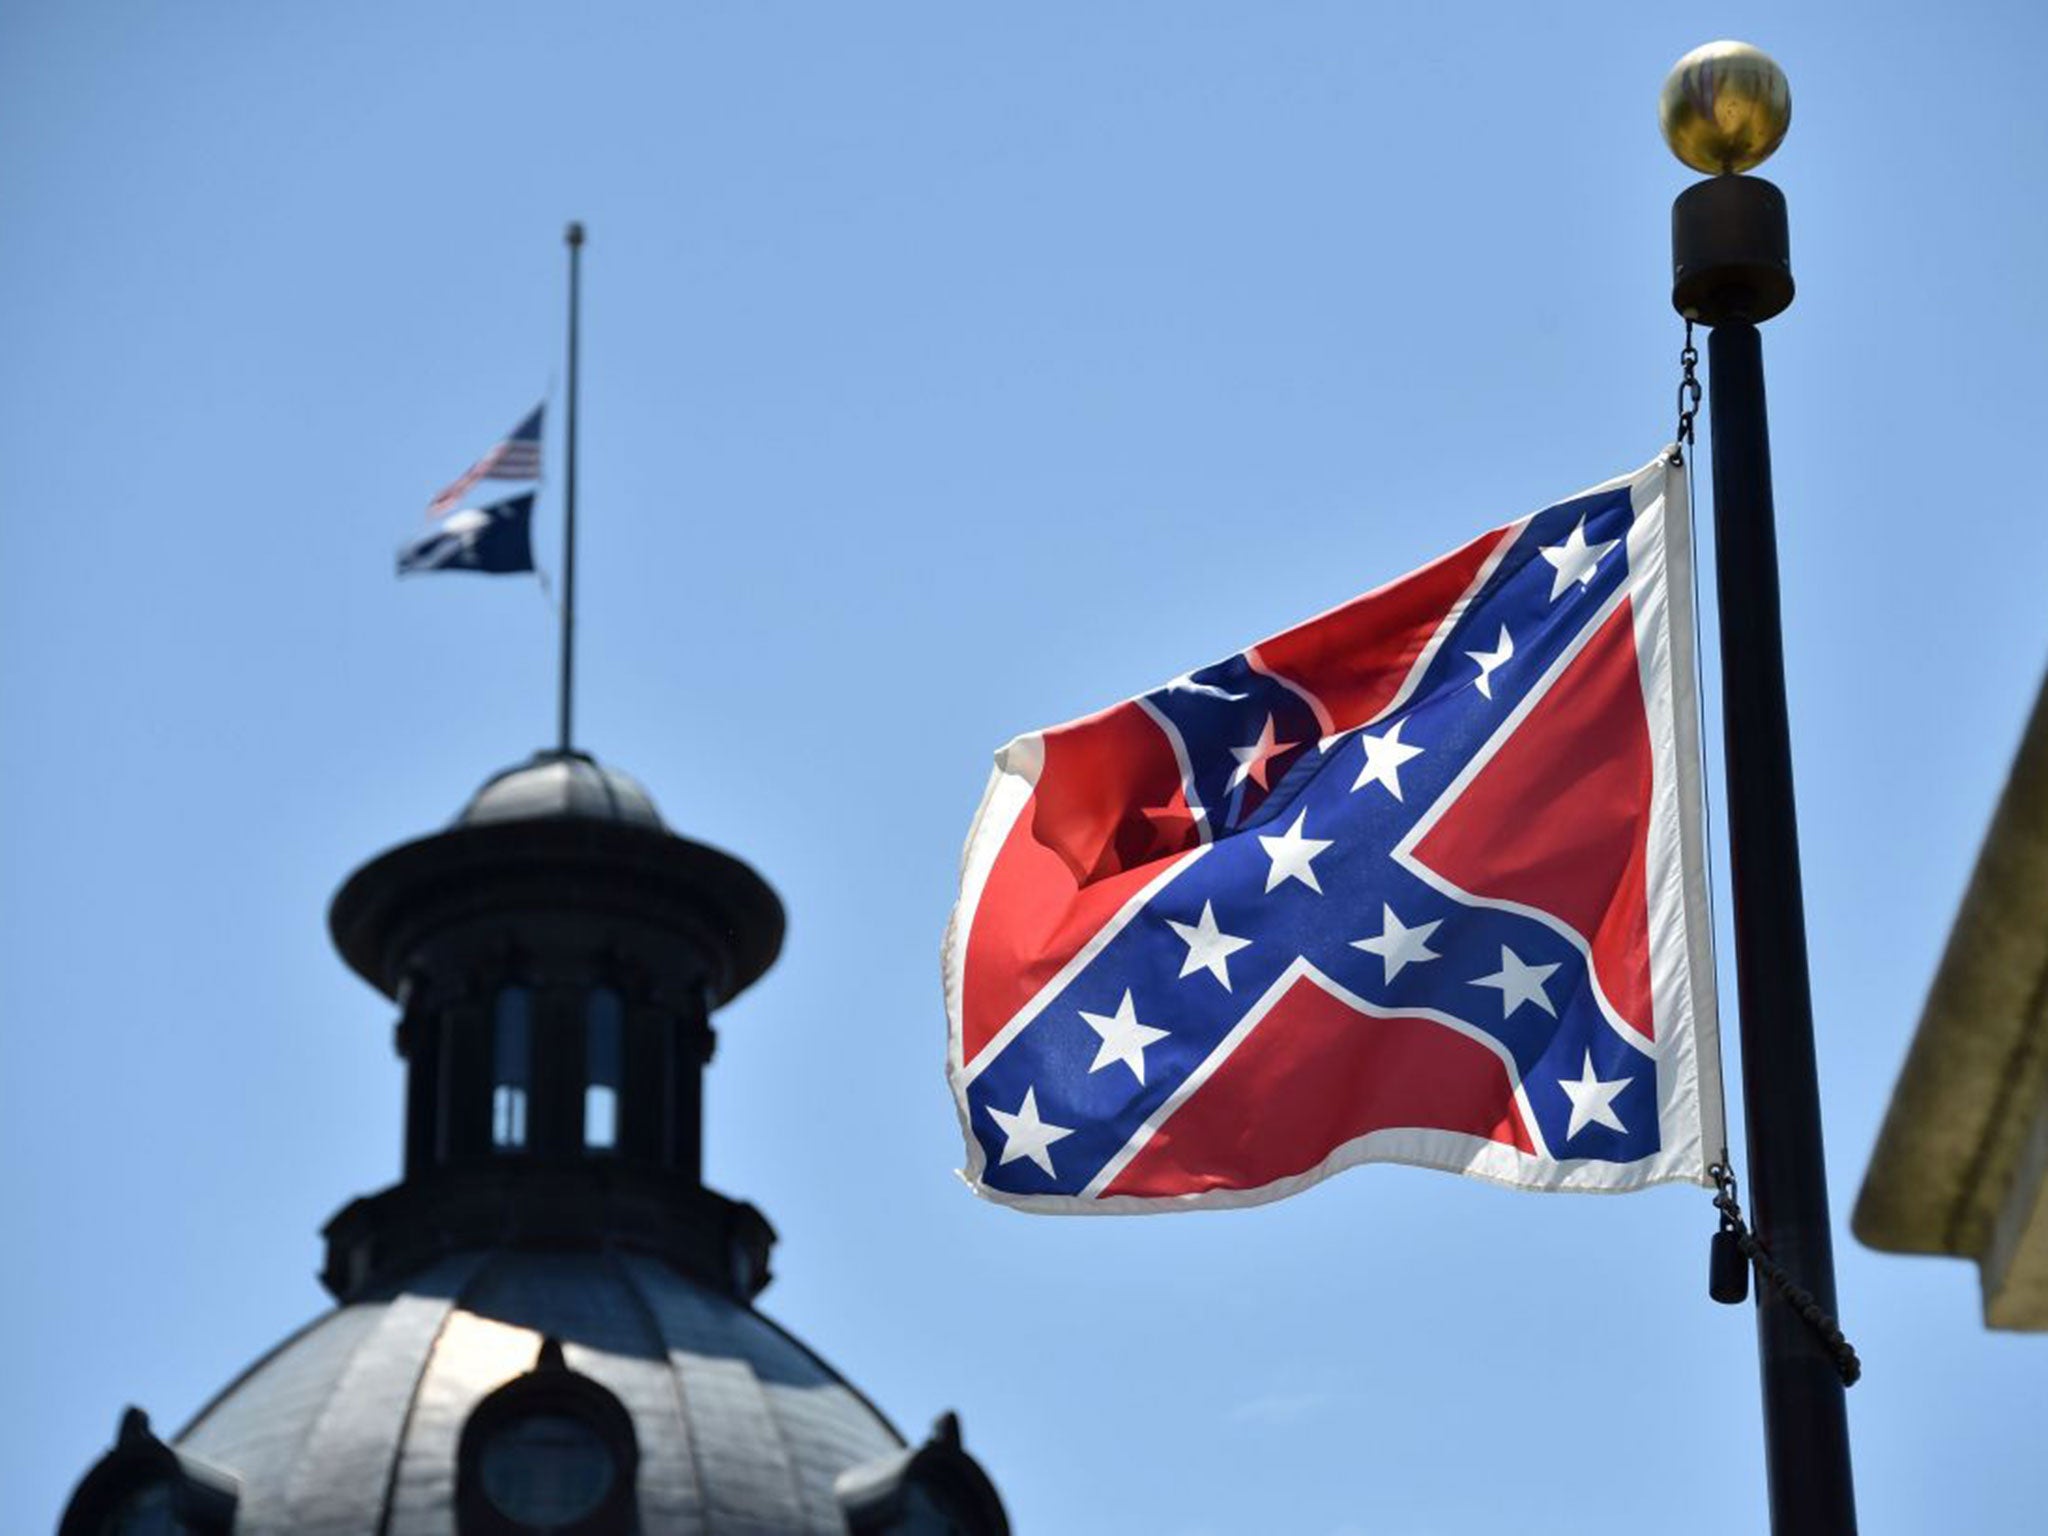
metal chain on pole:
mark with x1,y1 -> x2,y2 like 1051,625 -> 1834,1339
1669,319 -> 1702,466
1709,1161 -> 1863,1387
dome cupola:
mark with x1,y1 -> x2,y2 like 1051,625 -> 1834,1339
323,749 -> 787,1303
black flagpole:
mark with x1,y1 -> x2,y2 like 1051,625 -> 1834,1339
559,220 -> 584,754
1663,47 -> 1858,1534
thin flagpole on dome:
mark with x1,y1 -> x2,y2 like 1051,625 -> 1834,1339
558,221 -> 584,755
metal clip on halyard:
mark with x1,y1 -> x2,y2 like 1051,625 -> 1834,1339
1669,320 -> 1702,467
1708,1160 -> 1863,1387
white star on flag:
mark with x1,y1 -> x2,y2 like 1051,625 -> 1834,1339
1539,518 -> 1618,602
1559,1052 -> 1632,1139
1350,719 -> 1424,800
1078,990 -> 1170,1085
1228,713 -> 1298,791
987,1087 -> 1076,1176
1167,900 -> 1253,990
1258,810 -> 1334,893
1466,625 -> 1514,698
1350,903 -> 1442,982
1470,944 -> 1560,1018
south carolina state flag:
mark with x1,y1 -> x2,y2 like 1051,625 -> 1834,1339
943,452 -> 1724,1211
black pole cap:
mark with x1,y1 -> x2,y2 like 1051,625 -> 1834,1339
1671,174 -> 1793,326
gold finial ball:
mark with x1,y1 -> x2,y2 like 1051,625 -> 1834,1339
1660,40 -> 1791,175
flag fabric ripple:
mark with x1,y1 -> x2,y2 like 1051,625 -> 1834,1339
942,452 -> 1724,1212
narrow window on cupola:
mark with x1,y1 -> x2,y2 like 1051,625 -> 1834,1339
584,988 -> 623,1152
492,986 -> 532,1150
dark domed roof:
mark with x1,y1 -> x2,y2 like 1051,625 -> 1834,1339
173,1248 -> 904,1535
457,750 -> 666,830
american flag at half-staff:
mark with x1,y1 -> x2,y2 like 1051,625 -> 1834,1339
942,451 -> 1724,1211
425,404 -> 544,516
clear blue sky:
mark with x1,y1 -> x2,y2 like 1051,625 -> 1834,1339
5,3 -> 2045,1531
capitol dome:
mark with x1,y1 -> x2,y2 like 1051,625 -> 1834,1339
61,752 -> 1007,1536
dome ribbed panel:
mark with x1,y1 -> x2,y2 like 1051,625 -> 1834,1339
285,1260 -> 482,1535
175,1303 -> 384,1534
618,1251 -> 902,1534
765,1376 -> 906,1532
